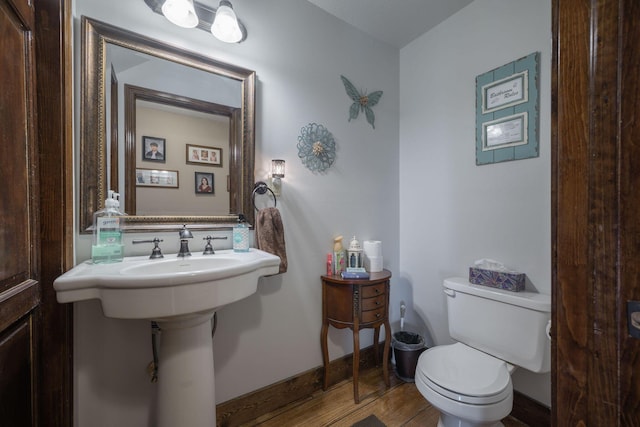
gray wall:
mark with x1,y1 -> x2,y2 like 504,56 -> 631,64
71,0 -> 551,425
399,0 -> 552,405
73,0 -> 399,425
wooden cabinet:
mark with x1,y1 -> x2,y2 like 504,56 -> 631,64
321,270 -> 391,403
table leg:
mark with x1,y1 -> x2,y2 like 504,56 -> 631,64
373,326 -> 380,365
353,328 -> 360,403
383,320 -> 391,387
321,321 -> 329,390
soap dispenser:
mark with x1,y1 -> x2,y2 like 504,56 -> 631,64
233,213 -> 250,252
91,190 -> 125,264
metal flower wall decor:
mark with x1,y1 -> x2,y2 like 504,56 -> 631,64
297,123 -> 336,173
340,75 -> 383,129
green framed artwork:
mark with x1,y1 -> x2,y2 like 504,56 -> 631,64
475,52 -> 540,165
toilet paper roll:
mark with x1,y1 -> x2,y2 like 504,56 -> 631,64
363,240 -> 382,257
365,255 -> 383,272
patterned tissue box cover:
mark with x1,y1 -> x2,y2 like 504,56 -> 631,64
468,267 -> 525,292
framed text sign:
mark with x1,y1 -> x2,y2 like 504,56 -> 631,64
475,52 -> 539,165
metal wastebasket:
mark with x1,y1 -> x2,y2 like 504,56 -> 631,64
392,331 -> 426,382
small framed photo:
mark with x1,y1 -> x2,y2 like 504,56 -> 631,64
142,136 -> 166,163
195,171 -> 214,194
186,144 -> 222,167
136,168 -> 179,188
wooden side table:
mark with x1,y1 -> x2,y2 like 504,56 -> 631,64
320,269 -> 391,403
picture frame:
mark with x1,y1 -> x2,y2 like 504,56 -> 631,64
481,112 -> 528,151
481,70 -> 528,114
136,168 -> 179,188
186,144 -> 223,167
142,136 -> 166,163
475,52 -> 540,165
194,171 -> 214,194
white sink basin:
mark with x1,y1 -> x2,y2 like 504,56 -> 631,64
54,248 -> 281,320
121,256 -> 242,276
55,247 -> 280,427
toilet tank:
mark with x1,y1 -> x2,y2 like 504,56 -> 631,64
444,277 -> 551,373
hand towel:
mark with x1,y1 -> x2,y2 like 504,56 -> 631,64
255,207 -> 287,274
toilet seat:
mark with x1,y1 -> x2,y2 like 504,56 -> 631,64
416,343 -> 512,405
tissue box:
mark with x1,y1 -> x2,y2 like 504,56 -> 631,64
469,267 -> 525,292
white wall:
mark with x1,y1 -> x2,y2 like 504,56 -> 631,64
399,0 -> 552,406
71,0 -> 552,424
72,0 -> 399,426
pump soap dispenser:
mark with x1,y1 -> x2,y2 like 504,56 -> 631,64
233,213 -> 250,252
91,190 -> 125,264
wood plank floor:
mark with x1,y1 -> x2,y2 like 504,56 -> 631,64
239,366 -> 528,427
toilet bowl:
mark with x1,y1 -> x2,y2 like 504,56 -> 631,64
415,343 -> 514,427
414,278 -> 551,427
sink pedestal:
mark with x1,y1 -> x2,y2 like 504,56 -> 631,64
157,312 -> 216,427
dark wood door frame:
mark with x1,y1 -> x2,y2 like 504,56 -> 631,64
34,0 -> 74,425
552,0 -> 640,424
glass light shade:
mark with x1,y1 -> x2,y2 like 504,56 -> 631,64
270,177 -> 282,197
272,159 -> 285,178
211,1 -> 243,43
162,0 -> 198,28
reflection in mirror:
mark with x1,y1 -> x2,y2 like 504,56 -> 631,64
80,16 -> 255,233
123,84 -> 238,217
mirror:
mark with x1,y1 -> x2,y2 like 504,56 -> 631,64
80,16 -> 256,233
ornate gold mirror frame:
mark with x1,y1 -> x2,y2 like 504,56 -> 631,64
80,16 -> 256,233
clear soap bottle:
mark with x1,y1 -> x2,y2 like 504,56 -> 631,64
91,190 -> 125,264
233,213 -> 250,252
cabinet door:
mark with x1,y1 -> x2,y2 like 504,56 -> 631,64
325,283 -> 353,323
0,0 -> 40,425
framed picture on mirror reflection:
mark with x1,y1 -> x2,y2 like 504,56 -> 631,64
186,143 -> 222,167
136,168 -> 178,188
195,172 -> 214,195
142,136 -> 166,163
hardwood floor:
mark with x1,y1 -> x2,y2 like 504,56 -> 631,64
239,366 -> 528,427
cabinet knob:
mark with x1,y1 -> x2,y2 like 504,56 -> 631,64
376,313 -> 381,318
375,301 -> 380,306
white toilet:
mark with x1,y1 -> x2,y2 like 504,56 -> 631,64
415,277 -> 550,427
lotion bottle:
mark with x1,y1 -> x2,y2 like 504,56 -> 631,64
233,213 -> 250,252
332,236 -> 346,275
91,190 -> 124,264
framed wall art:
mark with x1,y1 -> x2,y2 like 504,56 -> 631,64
142,136 -> 166,163
475,52 -> 539,165
136,168 -> 178,188
195,171 -> 214,194
186,144 -> 222,167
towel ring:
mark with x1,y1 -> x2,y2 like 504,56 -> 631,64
252,181 -> 277,211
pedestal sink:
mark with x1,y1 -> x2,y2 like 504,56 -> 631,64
54,249 -> 280,427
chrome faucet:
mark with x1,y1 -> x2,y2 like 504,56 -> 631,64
178,225 -> 194,257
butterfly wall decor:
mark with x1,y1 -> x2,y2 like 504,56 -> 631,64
340,75 -> 383,129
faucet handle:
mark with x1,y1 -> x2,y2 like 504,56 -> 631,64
203,236 -> 215,255
179,224 -> 193,239
202,236 -> 228,255
133,237 -> 164,259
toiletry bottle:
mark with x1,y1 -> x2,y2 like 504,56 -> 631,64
326,253 -> 333,276
333,236 -> 346,275
233,213 -> 250,252
91,190 -> 124,264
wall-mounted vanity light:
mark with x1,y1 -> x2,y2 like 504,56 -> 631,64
211,1 -> 243,43
161,0 -> 198,28
270,159 -> 285,197
144,0 -> 247,43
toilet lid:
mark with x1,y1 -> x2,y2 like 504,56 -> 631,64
418,343 -> 512,405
